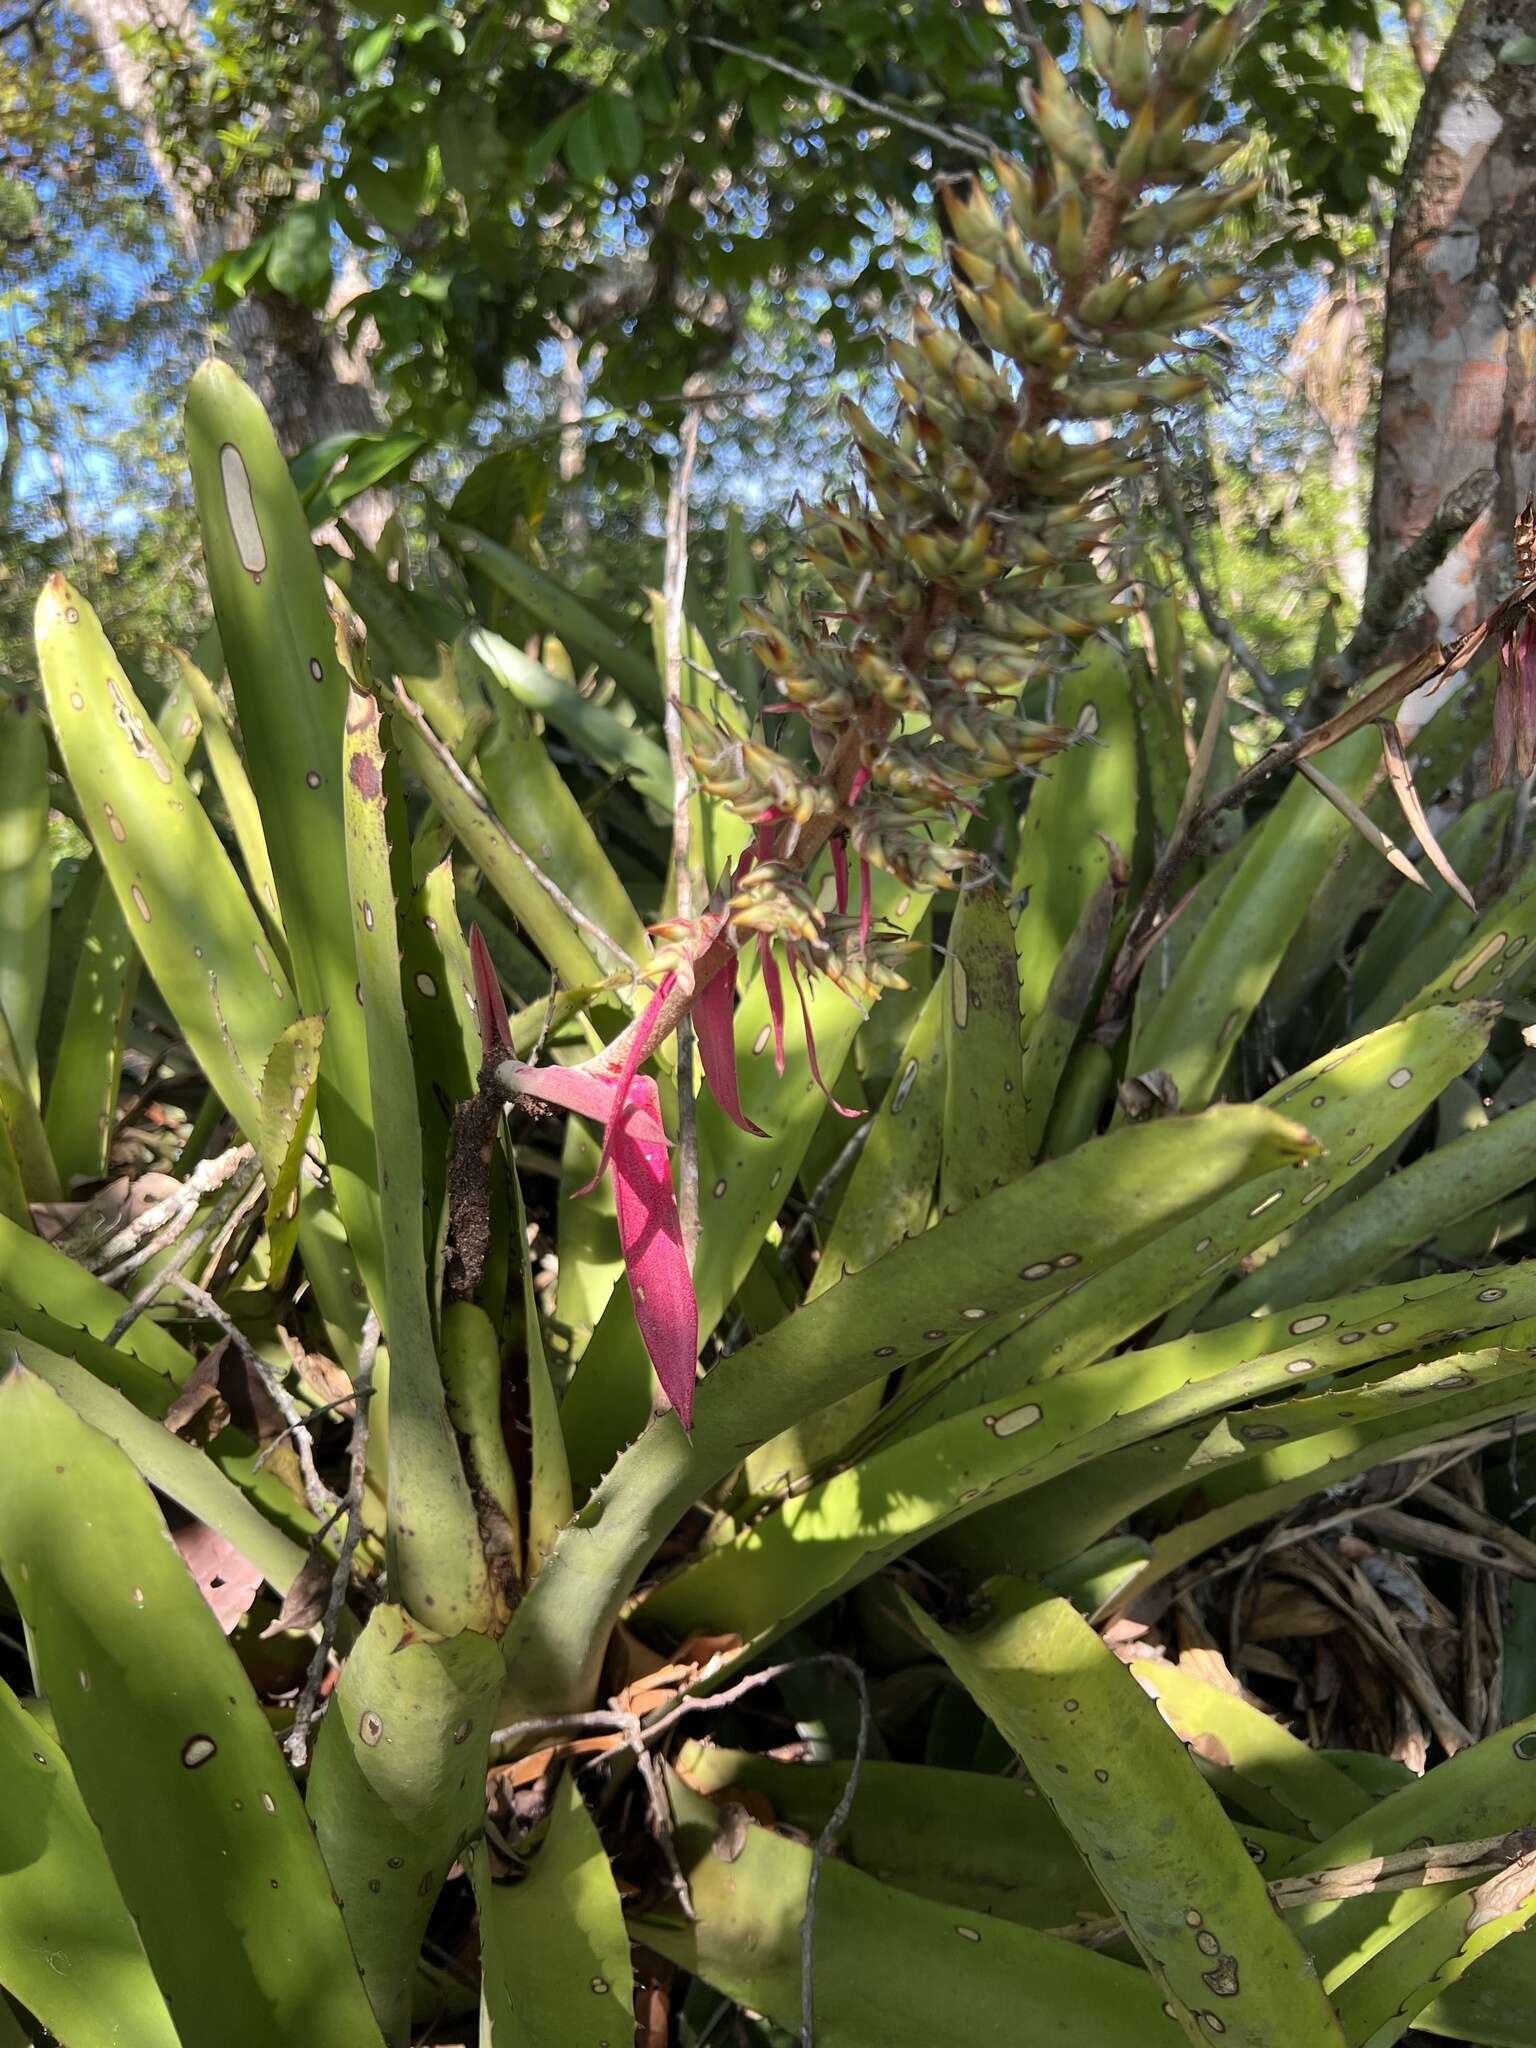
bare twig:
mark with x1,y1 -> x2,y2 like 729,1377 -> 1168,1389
1270,1829 -> 1536,1909
252,1387 -> 374,1472
778,1121 -> 875,1267
629,1725 -> 697,1922
694,34 -> 992,159
171,1276 -> 338,1521
103,1150 -> 263,1340
800,1656 -> 870,2048
491,1649 -> 871,2048
663,401 -> 704,1264
1061,1830 -> 1536,1943
93,1144 -> 253,1285
284,1312 -> 379,1771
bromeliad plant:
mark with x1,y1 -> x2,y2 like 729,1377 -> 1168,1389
12,11 -> 1536,2048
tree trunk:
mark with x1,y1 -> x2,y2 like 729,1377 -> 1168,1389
75,0 -> 389,535
1367,0 -> 1536,724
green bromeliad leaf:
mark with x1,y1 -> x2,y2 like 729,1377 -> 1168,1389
471,1768 -> 635,2046
940,881 -> 1031,1209
257,1014 -> 325,1288
1128,725 -> 1380,1114
904,1578 -> 1347,2048
0,690 -> 50,1100
498,1102 -> 1320,1718
0,1672 -> 179,2048
640,1765 -> 1185,2046
0,1367 -> 385,2048
340,684 -> 492,1638
306,1604 -> 503,2046
186,361 -> 386,1302
35,578 -> 296,1140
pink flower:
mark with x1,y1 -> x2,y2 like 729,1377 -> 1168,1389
471,928 -> 704,1427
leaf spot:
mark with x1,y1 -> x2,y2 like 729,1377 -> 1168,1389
180,1735 -> 217,1769
1453,933 -> 1508,989
986,1402 -> 1042,1437
219,444 -> 268,575
1290,1314 -> 1328,1335
951,957 -> 970,1030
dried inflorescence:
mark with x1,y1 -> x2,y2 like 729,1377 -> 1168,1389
687,0 -> 1260,985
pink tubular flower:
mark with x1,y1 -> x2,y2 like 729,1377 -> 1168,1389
472,927 -> 700,1427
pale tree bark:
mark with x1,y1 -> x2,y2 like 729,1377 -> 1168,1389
73,0 -> 390,537
1368,0 -> 1536,726
552,318 -> 591,555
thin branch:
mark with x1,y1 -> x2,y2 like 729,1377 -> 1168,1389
663,401 -> 704,1264
103,1150 -> 263,1340
93,1144 -> 253,1285
285,1312 -> 380,1770
252,1387 -> 373,1472
489,1649 -> 870,2046
800,1656 -> 869,2048
778,1120 -> 874,1267
1060,1830 -> 1536,1942
171,1276 -> 337,1522
694,34 -> 992,160
1271,1830 -> 1536,1909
